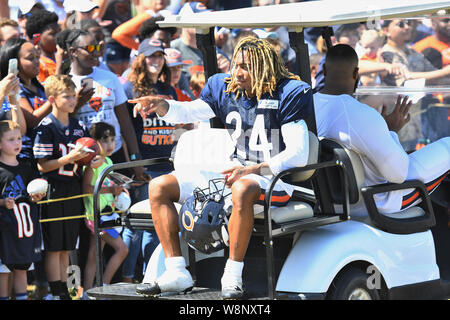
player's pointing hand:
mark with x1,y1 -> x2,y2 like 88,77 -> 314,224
128,95 -> 170,119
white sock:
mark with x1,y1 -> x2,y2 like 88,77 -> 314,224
222,259 -> 244,284
165,256 -> 187,271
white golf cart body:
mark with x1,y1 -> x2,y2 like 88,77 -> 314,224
87,0 -> 450,300
139,128 -> 442,299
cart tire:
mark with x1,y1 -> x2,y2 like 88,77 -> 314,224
328,267 -> 381,300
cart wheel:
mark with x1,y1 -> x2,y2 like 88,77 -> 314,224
328,267 -> 381,300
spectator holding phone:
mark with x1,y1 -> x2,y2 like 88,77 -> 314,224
0,72 -> 26,135
0,38 -> 52,164
67,29 -> 146,180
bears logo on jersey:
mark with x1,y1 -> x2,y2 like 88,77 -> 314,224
89,97 -> 103,112
33,97 -> 46,110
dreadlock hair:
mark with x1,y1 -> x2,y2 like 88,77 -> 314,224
225,36 -> 300,100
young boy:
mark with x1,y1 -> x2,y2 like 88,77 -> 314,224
33,75 -> 99,300
82,122 -> 128,297
358,29 -> 385,86
189,71 -> 205,99
0,120 -> 46,300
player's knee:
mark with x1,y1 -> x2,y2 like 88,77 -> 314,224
148,176 -> 171,202
231,179 -> 260,208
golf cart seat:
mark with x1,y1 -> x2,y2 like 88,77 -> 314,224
128,128 -> 317,225
319,139 -> 436,234
128,198 -> 314,224
253,129 -> 320,223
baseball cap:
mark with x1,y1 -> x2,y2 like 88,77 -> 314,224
164,48 -> 187,67
19,0 -> 39,15
252,28 -> 278,39
178,2 -> 211,16
64,0 -> 99,13
18,0 -> 45,18
138,38 -> 165,57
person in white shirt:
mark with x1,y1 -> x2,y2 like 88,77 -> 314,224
67,29 -> 147,180
314,44 -> 449,216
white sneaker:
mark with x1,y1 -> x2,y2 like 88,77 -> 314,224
136,268 -> 194,296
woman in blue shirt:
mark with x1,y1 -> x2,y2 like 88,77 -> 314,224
121,38 -> 178,284
0,39 -> 52,162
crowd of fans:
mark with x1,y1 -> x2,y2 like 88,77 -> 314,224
0,0 -> 447,300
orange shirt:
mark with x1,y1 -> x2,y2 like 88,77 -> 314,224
174,87 -> 191,102
360,54 -> 378,62
37,56 -> 56,84
413,35 -> 450,67
112,11 -> 153,50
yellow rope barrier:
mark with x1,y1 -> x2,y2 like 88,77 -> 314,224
36,192 -> 127,223
39,210 -> 124,223
39,214 -> 88,223
37,193 -> 93,205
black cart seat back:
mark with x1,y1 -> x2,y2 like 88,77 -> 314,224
318,139 -> 363,205
318,139 -> 436,234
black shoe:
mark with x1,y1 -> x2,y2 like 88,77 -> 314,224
221,285 -> 245,300
136,268 -> 194,297
135,282 -> 161,296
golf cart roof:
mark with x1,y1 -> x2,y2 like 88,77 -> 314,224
158,0 -> 450,30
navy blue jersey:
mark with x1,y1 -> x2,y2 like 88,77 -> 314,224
124,80 -> 177,173
200,73 -> 313,163
19,79 -> 47,161
0,160 -> 41,265
33,113 -> 89,182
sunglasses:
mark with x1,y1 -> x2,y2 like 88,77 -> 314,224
396,21 -> 413,28
76,44 -> 102,53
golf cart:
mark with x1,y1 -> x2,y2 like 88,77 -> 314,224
86,0 -> 450,300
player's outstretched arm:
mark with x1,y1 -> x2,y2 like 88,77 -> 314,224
128,95 -> 170,119
129,96 -> 215,124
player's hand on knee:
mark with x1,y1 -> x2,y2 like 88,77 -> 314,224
222,166 -> 255,187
